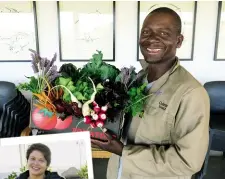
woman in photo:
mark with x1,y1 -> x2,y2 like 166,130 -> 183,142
16,143 -> 65,179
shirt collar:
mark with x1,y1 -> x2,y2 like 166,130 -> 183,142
140,57 -> 180,93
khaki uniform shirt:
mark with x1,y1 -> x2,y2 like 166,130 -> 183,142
107,59 -> 210,179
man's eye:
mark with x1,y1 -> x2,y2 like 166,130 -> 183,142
160,32 -> 168,36
142,31 -> 149,35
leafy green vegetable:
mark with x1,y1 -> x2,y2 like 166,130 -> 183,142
115,67 -> 136,87
115,67 -> 147,90
17,76 -> 40,93
59,63 -> 80,83
55,77 -> 96,102
125,83 -> 148,117
56,77 -> 72,86
80,50 -> 120,81
18,49 -> 60,94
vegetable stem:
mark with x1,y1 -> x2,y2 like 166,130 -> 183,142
82,77 -> 97,116
51,85 -> 82,108
125,93 -> 153,110
75,120 -> 84,130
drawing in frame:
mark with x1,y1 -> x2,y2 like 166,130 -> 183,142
214,1 -> 225,61
57,1 -> 116,62
0,1 -> 39,62
137,1 -> 197,61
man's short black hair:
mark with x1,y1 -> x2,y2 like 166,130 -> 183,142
149,7 -> 182,34
26,143 -> 51,166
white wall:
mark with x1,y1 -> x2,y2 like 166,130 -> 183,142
0,1 -> 224,86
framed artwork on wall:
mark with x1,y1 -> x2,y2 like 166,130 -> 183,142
57,1 -> 115,61
137,1 -> 197,61
214,1 -> 225,61
0,1 -> 39,62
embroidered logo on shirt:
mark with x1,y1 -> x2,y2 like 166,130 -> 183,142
159,101 -> 168,110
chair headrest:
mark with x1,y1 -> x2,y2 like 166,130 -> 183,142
0,81 -> 17,107
204,81 -> 225,113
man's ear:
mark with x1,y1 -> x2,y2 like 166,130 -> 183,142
176,34 -> 184,48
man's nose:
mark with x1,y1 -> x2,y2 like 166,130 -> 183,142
148,32 -> 159,43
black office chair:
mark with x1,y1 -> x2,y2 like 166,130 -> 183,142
0,81 -> 30,137
195,81 -> 225,179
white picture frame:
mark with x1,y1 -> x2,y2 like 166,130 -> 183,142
0,1 -> 39,62
214,1 -> 225,61
57,1 -> 115,61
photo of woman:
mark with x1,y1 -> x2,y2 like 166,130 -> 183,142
0,132 -> 93,179
16,143 -> 65,179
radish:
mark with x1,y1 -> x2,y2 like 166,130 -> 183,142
90,110 -> 95,116
92,114 -> 99,120
84,116 -> 92,124
90,121 -> 97,128
94,106 -> 101,113
98,113 -> 106,121
92,101 -> 98,106
96,120 -> 104,128
101,105 -> 108,112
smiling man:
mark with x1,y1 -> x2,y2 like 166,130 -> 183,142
91,7 -> 210,179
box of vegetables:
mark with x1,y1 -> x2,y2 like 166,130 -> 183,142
18,49 -> 149,140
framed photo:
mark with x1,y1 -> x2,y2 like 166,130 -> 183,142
57,1 -> 115,61
214,1 -> 225,61
0,132 -> 94,179
137,1 -> 197,61
0,1 -> 39,62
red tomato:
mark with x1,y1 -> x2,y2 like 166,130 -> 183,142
54,115 -> 73,130
32,108 -> 57,130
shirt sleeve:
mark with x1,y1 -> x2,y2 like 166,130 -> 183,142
120,87 -> 210,177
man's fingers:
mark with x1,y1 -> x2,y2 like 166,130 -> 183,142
91,142 -> 100,149
91,138 -> 108,146
103,128 -> 114,140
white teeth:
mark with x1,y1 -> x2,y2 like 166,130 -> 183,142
32,167 -> 39,170
147,48 -> 161,53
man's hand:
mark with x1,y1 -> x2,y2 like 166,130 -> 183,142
91,128 -> 124,156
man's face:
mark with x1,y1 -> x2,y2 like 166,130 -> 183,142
27,150 -> 48,176
139,12 -> 183,64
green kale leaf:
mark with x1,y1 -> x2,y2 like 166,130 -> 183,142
80,50 -> 120,81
